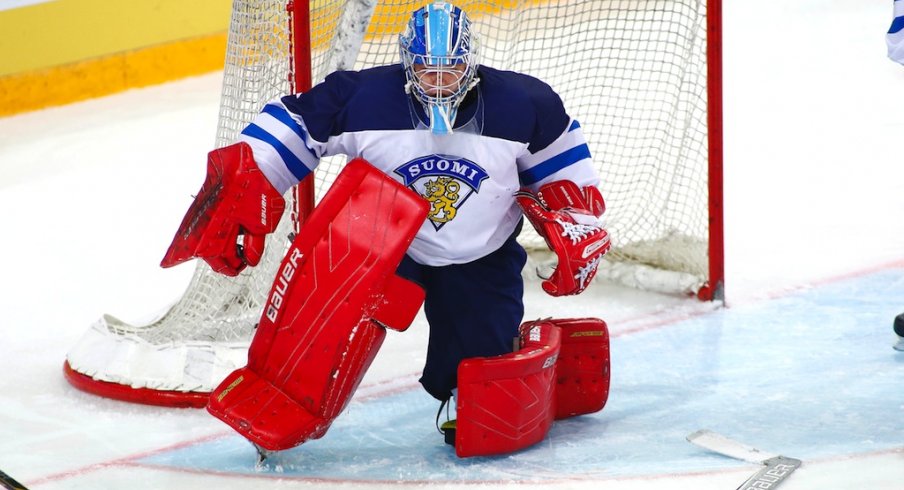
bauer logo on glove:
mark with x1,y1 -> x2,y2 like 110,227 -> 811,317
515,181 -> 611,296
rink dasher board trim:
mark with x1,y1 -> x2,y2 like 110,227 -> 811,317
687,429 -> 801,490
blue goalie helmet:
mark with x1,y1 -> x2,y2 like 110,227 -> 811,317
399,2 -> 480,134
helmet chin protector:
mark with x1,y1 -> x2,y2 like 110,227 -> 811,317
399,2 -> 479,134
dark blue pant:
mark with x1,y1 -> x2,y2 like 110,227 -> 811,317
396,235 -> 527,401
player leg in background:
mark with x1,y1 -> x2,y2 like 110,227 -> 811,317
396,231 -> 527,409
894,312 -> 904,351
888,0 -> 904,65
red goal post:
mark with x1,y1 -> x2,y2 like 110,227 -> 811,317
63,0 -> 724,408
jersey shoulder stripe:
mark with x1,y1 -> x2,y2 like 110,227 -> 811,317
519,142 -> 592,185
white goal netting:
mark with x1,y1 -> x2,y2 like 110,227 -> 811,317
66,0 -> 718,400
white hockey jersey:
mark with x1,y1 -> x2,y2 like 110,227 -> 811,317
239,64 -> 599,266
890,0 -> 904,64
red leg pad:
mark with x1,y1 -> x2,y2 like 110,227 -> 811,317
207,367 -> 331,444
454,321 -> 561,457
207,159 -> 429,451
371,273 -> 426,332
551,317 -> 611,419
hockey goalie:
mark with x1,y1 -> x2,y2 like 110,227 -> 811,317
161,1 -> 612,458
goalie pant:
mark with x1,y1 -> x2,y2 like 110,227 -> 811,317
395,222 -> 528,402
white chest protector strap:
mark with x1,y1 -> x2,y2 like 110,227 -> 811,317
207,159 -> 428,451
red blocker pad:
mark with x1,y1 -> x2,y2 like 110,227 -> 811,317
161,142 -> 286,276
454,321 -> 562,458
207,159 -> 429,451
550,318 -> 611,419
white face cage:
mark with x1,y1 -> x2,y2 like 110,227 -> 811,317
399,3 -> 480,133
401,51 -> 479,110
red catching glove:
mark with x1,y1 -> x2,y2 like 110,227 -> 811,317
516,180 -> 610,296
160,142 -> 286,276
533,179 -> 606,218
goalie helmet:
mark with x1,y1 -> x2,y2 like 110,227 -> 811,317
399,2 -> 479,134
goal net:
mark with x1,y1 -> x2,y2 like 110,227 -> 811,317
64,0 -> 722,406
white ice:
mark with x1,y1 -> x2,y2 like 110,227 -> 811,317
1,1 -> 904,488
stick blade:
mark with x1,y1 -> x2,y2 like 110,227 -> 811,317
736,456 -> 802,490
687,429 -> 779,464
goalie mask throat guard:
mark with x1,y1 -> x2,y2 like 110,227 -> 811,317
400,2 -> 479,134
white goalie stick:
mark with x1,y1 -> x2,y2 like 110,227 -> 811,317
687,429 -> 802,490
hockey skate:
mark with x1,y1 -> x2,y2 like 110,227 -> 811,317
435,398 -> 457,446
253,443 -> 276,466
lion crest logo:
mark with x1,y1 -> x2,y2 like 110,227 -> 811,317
422,176 -> 460,223
394,154 -> 488,230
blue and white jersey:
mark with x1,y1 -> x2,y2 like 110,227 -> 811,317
890,0 -> 904,64
239,64 -> 599,266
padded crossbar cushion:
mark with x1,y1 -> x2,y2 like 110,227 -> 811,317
454,321 -> 562,457
207,159 -> 429,451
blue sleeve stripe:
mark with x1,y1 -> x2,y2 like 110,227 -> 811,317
518,143 -> 592,185
240,124 -> 312,181
260,104 -> 319,160
568,119 -> 581,132
262,104 -> 303,139
891,16 -> 904,35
